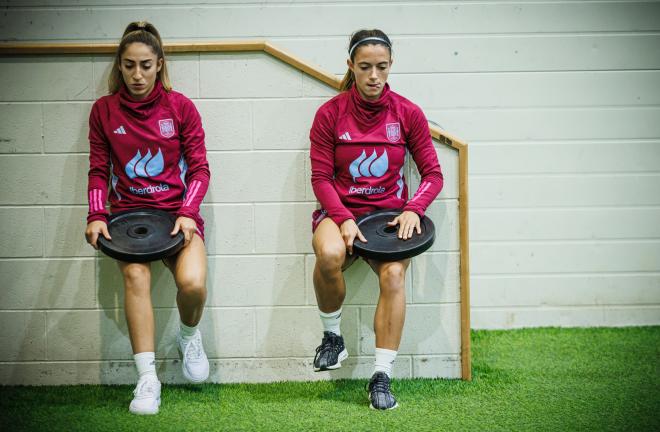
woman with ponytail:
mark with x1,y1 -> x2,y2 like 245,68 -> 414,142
309,29 -> 443,410
85,21 -> 211,415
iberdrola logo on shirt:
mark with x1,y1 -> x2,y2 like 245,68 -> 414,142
349,149 -> 389,182
125,148 -> 164,179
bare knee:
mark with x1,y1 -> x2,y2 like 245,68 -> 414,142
379,263 -> 407,295
176,272 -> 206,299
315,243 -> 346,276
121,263 -> 151,296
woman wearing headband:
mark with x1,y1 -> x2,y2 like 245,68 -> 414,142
85,21 -> 211,415
309,29 -> 443,410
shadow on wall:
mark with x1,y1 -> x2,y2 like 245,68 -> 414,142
95,183 -> 218,385
97,254 -> 220,384
96,257 -> 132,384
31,155 -> 93,385
260,163 -> 330,381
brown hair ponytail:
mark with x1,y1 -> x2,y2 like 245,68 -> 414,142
339,29 -> 392,92
108,21 -> 172,94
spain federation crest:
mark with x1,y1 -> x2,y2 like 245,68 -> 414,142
158,119 -> 175,138
386,122 -> 401,143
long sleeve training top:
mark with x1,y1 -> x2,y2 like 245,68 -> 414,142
310,83 -> 443,226
87,81 -> 210,224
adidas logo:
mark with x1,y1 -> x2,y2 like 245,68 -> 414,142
113,125 -> 126,135
339,132 -> 352,141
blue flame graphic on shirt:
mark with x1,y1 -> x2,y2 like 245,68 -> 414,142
125,148 -> 164,179
348,149 -> 388,181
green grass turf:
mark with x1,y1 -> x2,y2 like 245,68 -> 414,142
1,327 -> 659,431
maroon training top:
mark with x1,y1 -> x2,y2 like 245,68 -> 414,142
86,81 -> 210,227
309,83 -> 443,227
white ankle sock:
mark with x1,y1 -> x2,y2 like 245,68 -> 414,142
319,308 -> 342,336
134,352 -> 157,380
180,321 -> 198,342
373,348 -> 397,378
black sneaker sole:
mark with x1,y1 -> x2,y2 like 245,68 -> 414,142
369,401 -> 399,411
313,349 -> 348,372
367,394 -> 399,410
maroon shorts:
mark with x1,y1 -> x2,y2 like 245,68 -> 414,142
186,212 -> 205,242
311,209 -> 329,233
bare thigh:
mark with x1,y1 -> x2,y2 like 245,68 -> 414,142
163,233 -> 207,285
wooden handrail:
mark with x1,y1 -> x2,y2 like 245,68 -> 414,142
0,41 -> 467,149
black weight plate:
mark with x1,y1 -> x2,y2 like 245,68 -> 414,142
353,209 -> 435,261
98,209 -> 185,263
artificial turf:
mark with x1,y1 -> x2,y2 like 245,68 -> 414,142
1,327 -> 658,431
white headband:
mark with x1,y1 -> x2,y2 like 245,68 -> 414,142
348,37 -> 391,58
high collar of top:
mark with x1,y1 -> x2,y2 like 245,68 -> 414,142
349,82 -> 391,129
119,80 -> 165,119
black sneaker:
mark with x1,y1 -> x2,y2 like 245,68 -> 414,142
367,372 -> 398,410
313,331 -> 348,371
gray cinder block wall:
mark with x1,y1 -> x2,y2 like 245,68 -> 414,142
0,50 -> 463,384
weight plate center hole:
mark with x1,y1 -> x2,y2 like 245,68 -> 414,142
128,224 -> 150,239
375,224 -> 399,237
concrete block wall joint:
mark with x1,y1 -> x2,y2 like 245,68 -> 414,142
0,39 -> 471,381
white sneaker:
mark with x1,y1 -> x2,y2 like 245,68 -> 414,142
129,376 -> 161,415
177,329 -> 209,383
